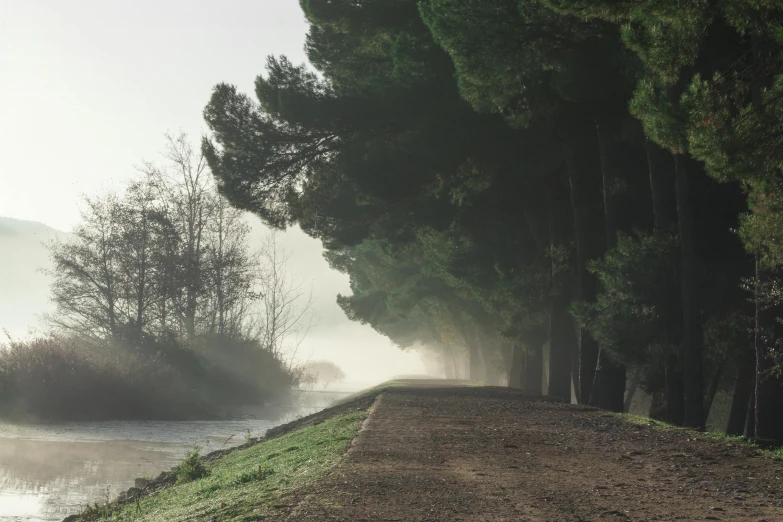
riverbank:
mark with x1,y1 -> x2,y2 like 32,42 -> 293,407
0,391 -> 349,522
66,382 -> 783,521
63,388 -> 380,522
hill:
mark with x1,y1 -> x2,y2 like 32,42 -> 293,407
0,216 -> 66,339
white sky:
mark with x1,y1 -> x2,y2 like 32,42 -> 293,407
0,0 -> 426,383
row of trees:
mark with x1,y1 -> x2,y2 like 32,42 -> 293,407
200,1 -> 783,439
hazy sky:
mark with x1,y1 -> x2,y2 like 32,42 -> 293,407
0,0 -> 426,383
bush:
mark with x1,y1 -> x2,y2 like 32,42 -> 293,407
572,232 -> 680,392
236,465 -> 275,484
0,336 -> 202,421
0,333 -> 297,422
174,448 -> 210,483
191,334 -> 298,404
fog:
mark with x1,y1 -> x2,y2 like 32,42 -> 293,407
0,1 -> 426,384
0,215 -> 427,385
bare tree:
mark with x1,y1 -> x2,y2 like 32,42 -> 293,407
140,133 -> 214,340
46,133 -> 313,382
203,196 -> 257,338
303,360 -> 346,389
254,232 -> 315,371
46,195 -> 123,340
115,180 -> 164,341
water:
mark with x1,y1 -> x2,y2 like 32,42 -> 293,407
0,391 -> 350,522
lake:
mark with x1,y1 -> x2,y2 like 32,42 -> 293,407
0,391 -> 350,522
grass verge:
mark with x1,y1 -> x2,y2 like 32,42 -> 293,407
81,410 -> 367,521
617,412 -> 783,459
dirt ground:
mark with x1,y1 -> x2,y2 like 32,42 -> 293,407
279,386 -> 783,522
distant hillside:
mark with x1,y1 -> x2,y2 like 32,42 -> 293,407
0,217 -> 67,339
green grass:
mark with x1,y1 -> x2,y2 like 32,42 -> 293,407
173,448 -> 210,483
83,411 -> 366,522
619,413 -> 677,429
706,431 -> 760,449
617,412 -> 783,459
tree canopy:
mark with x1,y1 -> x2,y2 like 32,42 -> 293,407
203,0 -> 783,439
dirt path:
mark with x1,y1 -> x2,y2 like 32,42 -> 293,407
283,386 -> 783,521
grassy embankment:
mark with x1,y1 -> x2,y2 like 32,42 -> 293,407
79,410 -> 367,522
75,379 -> 476,521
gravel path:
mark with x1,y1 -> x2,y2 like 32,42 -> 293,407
283,386 -> 783,521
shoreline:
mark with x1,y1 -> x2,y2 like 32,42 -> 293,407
63,380 -> 783,521
60,384 -> 386,521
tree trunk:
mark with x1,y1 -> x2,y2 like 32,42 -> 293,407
649,358 -> 685,425
646,141 -> 678,233
649,389 -> 667,421
566,138 -> 604,404
590,356 -> 626,412
665,354 -> 685,426
509,342 -> 524,389
449,345 -> 461,379
547,178 -> 576,403
646,143 -> 685,423
754,252 -> 770,438
468,343 -> 479,382
477,331 -> 490,383
624,369 -> 642,413
588,123 -> 627,412
704,363 -> 724,420
549,292 -> 574,402
597,124 -> 621,249
727,346 -> 756,436
466,326 -> 481,382
525,343 -> 544,395
570,334 -> 580,403
746,375 -> 757,438
442,343 -> 456,380
753,254 -> 783,442
675,155 -> 705,429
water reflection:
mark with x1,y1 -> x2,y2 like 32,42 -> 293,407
0,438 -> 181,521
0,391 -> 349,522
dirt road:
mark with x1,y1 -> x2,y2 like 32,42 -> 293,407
284,386 -> 783,521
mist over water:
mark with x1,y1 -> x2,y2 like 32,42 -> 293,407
0,392 -> 348,522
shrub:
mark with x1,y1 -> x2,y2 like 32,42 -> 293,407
0,336 -> 210,421
572,232 -> 680,392
236,465 -> 275,484
0,332 -> 299,422
191,334 -> 298,404
175,448 -> 210,483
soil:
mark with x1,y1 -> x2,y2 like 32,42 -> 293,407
282,385 -> 783,522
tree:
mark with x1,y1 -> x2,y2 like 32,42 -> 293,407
421,0 -> 636,408
114,180 -> 168,343
303,360 -> 346,389
200,0 -> 775,434
203,196 -> 256,339
545,0 -> 720,428
47,195 -> 124,340
573,232 -> 681,417
681,2 -> 783,440
141,133 -> 215,340
253,232 -> 314,372
48,135 -> 271,351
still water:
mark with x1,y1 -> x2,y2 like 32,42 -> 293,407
0,391 -> 348,522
